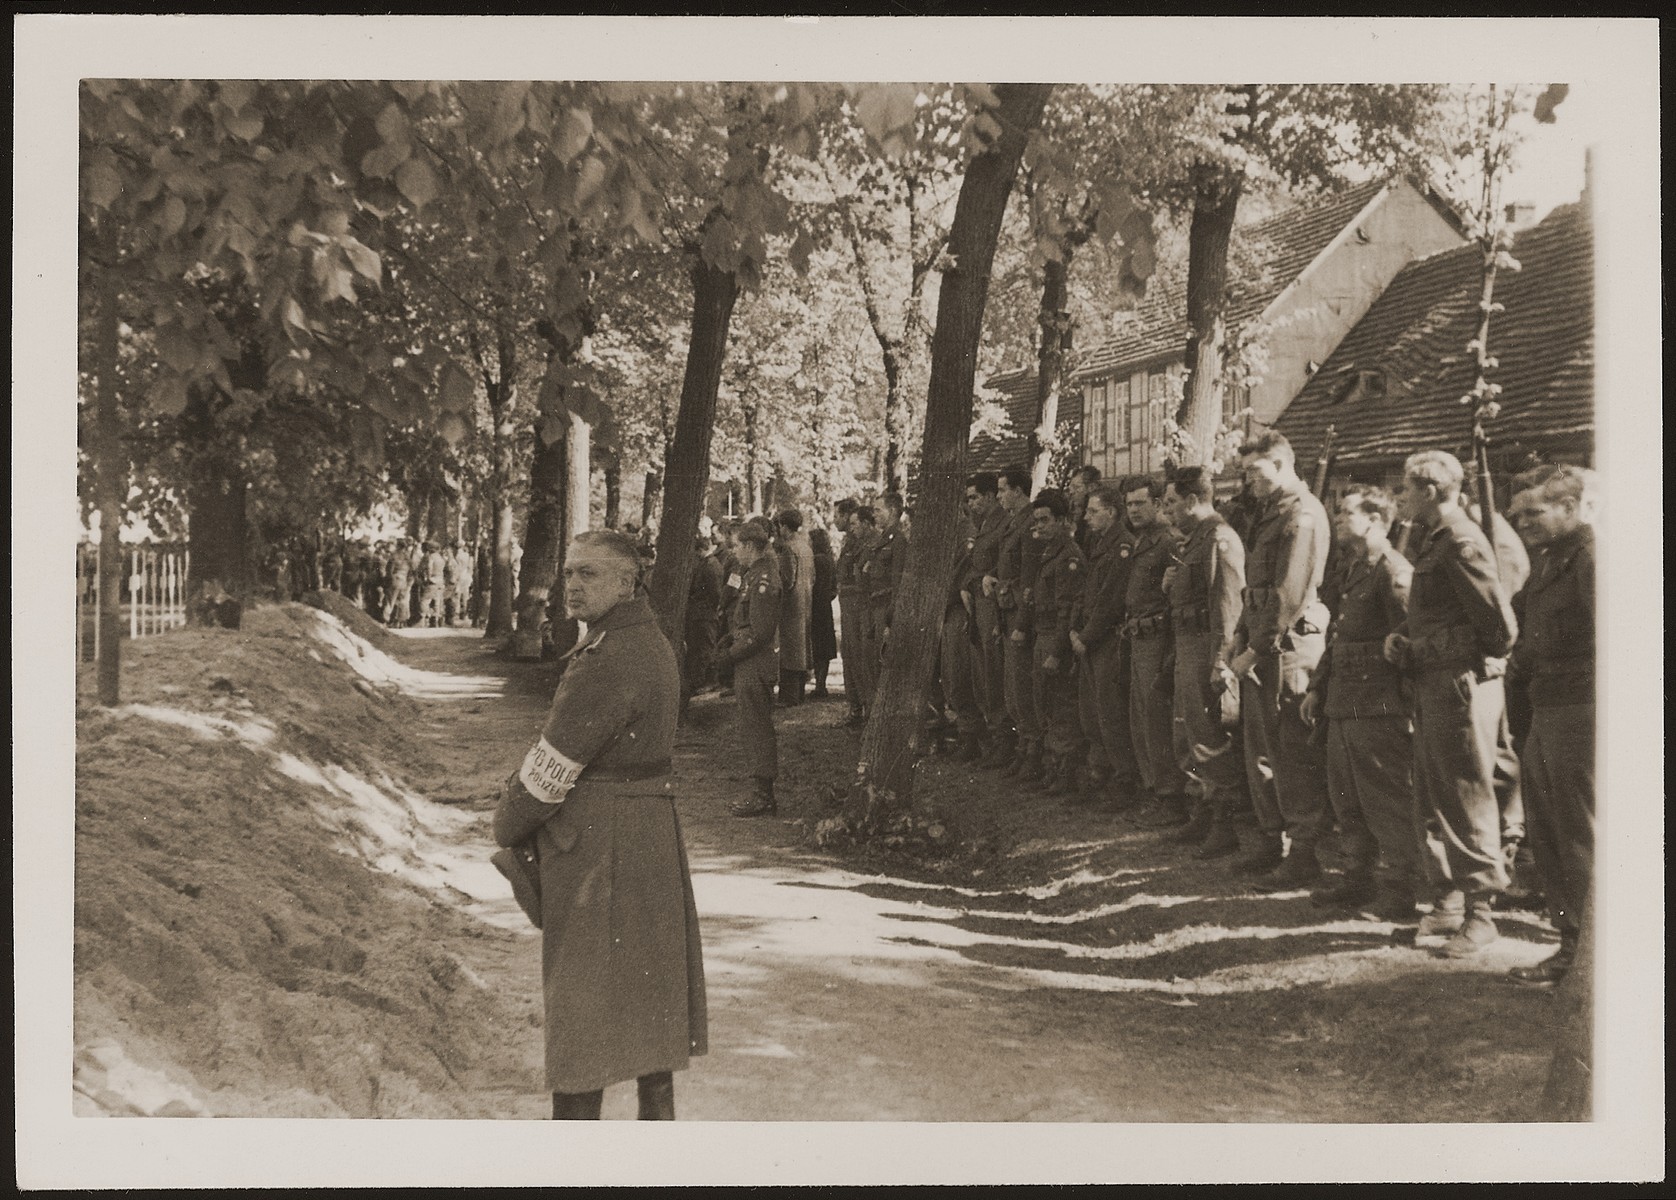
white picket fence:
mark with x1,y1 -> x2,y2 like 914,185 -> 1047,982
77,543 -> 189,661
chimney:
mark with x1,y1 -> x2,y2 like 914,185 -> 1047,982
1503,200 -> 1538,230
1582,145 -> 1596,218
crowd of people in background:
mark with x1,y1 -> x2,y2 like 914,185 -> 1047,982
304,536 -> 489,629
687,436 -> 1596,990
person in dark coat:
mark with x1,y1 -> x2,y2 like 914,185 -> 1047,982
683,534 -> 724,709
493,530 -> 707,1120
808,526 -> 838,697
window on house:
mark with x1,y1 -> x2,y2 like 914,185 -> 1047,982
1337,369 -> 1387,405
1105,378 -> 1129,476
1223,383 -> 1249,425
1084,380 -> 1107,462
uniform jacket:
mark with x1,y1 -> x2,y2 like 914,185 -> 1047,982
965,504 -> 1009,595
776,529 -> 815,672
1509,524 -> 1593,708
996,505 -> 1044,616
1074,523 -> 1136,652
1236,479 -> 1331,656
1030,531 -> 1087,660
862,522 -> 907,606
1396,506 -> 1517,673
948,516 -> 978,616
686,554 -> 724,633
492,593 -> 707,1093
728,553 -> 782,678
1167,512 -> 1245,660
1124,523 -> 1181,625
835,525 -> 878,594
1312,541 -> 1411,719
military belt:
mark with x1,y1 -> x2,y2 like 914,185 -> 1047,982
1125,612 -> 1169,639
1171,603 -> 1212,634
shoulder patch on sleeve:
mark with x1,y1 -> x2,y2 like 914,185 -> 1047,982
726,573 -> 742,590
757,580 -> 768,594
1118,544 -> 1131,558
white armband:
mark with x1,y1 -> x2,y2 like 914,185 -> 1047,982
519,736 -> 584,806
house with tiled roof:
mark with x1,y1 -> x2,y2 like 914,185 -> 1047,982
972,176 -> 1467,478
1275,197 -> 1593,494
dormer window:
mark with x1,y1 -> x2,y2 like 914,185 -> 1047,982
1336,368 -> 1386,405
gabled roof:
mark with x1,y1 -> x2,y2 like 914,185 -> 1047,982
969,366 -> 1040,474
1275,201 -> 1593,470
1072,177 -> 1395,382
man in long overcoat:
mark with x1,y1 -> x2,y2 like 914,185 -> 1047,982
494,530 -> 707,1120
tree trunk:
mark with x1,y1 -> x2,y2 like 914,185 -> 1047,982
603,453 -> 621,528
1029,252 -> 1073,493
1176,164 -> 1242,467
742,400 -> 761,516
881,351 -> 907,496
566,412 -> 591,542
641,469 -> 661,529
854,82 -> 1052,819
91,237 -> 125,706
513,428 -> 567,657
484,332 -> 518,638
647,230 -> 741,647
185,457 -> 253,603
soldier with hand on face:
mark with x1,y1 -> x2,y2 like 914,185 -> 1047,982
1385,451 -> 1518,958
723,519 -> 782,817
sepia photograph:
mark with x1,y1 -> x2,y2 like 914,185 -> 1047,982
14,13 -> 1663,1188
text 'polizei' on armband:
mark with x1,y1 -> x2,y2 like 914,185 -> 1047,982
520,737 -> 584,805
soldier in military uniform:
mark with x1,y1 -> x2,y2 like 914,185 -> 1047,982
1300,487 -> 1417,915
1504,464 -> 1597,986
1123,477 -> 1191,826
939,510 -> 986,759
1385,450 -> 1518,957
1069,482 -> 1141,810
832,500 -> 877,727
493,530 -> 706,1120
1161,468 -> 1247,854
995,475 -> 1047,778
964,472 -> 1011,758
859,494 -> 906,714
1226,432 -> 1333,887
722,519 -> 782,816
1026,489 -> 1088,794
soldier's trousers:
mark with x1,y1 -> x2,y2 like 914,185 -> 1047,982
1325,716 -> 1415,886
938,606 -> 984,735
972,594 -> 1009,735
1240,650 -> 1330,847
1523,702 -> 1594,938
838,590 -> 869,715
1171,632 -> 1245,808
734,653 -> 779,781
1032,645 -> 1083,760
1078,640 -> 1138,787
1494,711 -> 1524,844
1003,620 -> 1040,744
1412,668 -> 1509,897
1128,633 -> 1187,798
858,601 -> 891,709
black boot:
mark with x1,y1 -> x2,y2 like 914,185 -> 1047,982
1164,796 -> 1215,844
729,777 -> 778,817
552,1089 -> 604,1120
955,730 -> 986,763
1044,756 -> 1080,797
637,1071 -> 675,1120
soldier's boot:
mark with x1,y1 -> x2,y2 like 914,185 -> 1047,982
729,777 -> 778,818
1023,751 -> 1058,791
1164,796 -> 1215,845
552,1089 -> 604,1120
1252,843 -> 1323,892
956,730 -> 987,763
1132,792 -> 1191,830
1310,867 -> 1376,909
1014,744 -> 1047,785
1194,812 -> 1242,860
1104,776 -> 1144,816
1439,893 -> 1499,957
999,739 -> 1032,779
637,1071 -> 675,1121
1508,934 -> 1577,988
1415,890 -> 1467,939
1357,880 -> 1420,924
1231,832 -> 1285,876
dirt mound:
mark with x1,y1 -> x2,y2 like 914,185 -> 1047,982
299,588 -> 395,649
74,604 -> 537,1117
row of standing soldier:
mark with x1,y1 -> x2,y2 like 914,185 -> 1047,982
829,436 -> 1593,987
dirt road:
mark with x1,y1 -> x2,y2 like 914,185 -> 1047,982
397,627 -> 1566,1124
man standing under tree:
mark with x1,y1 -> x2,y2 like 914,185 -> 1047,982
1161,468 -> 1247,857
1026,489 -> 1088,796
1226,432 -> 1332,888
1123,477 -> 1190,827
774,509 -> 814,707
1504,464 -> 1597,986
994,474 -> 1045,778
1385,450 -> 1518,957
682,533 -> 724,713
493,530 -> 707,1121
1069,481 -> 1142,812
859,494 -> 906,714
1299,487 -> 1418,917
833,500 -> 876,727
963,472 -> 1010,760
723,519 -> 782,817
